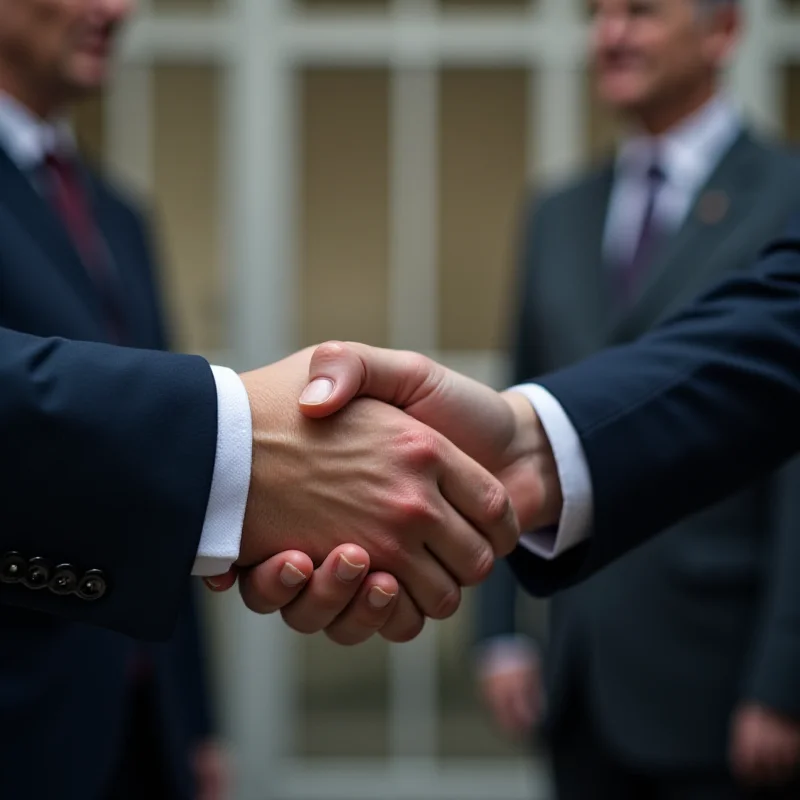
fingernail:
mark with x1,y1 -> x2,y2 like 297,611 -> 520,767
300,378 -> 335,405
336,554 -> 366,582
280,563 -> 308,587
204,578 -> 221,590
367,586 -> 396,609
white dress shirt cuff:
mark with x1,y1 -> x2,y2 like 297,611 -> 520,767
507,383 -> 594,559
192,365 -> 252,577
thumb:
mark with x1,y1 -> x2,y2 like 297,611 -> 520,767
298,341 -> 444,419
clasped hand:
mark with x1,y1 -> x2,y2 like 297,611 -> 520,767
206,342 -> 559,645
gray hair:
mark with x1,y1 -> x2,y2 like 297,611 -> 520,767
696,0 -> 740,8
695,0 -> 740,19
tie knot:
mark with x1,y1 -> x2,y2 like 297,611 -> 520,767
646,161 -> 665,185
44,148 -> 72,173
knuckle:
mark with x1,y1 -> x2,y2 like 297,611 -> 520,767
372,530 -> 408,564
313,340 -> 346,363
464,545 -> 495,586
325,625 -> 366,647
480,481 -> 519,558
239,580 -> 274,616
245,599 -> 276,616
400,351 -> 436,383
430,585 -> 461,620
393,427 -> 441,470
280,609 -> 320,635
482,481 -> 513,527
388,491 -> 438,527
386,615 -> 425,644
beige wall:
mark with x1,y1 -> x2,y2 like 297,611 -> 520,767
438,68 -> 527,350
74,59 -> 800,359
299,69 -> 391,347
299,68 -> 530,352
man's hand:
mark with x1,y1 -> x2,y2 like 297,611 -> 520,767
193,739 -> 229,800
479,649 -> 544,736
297,342 -> 563,532
205,545 -> 425,644
236,348 -> 520,621
730,703 -> 800,786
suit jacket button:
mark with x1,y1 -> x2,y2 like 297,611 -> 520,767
49,564 -> 79,596
77,570 -> 106,601
0,552 -> 26,584
23,557 -> 51,590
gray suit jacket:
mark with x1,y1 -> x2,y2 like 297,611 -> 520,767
476,130 -> 800,769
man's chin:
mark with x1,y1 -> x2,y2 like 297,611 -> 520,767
67,56 -> 112,93
596,81 -> 651,115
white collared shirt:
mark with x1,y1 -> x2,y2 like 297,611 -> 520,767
0,93 -> 74,170
606,94 -> 742,265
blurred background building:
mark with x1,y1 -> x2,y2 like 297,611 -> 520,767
70,0 -> 800,798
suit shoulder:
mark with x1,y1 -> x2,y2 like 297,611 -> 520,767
772,147 -> 800,181
761,147 -> 800,211
523,159 -> 613,220
744,131 -> 800,173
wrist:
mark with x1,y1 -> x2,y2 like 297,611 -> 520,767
502,390 -> 563,531
237,370 -> 263,566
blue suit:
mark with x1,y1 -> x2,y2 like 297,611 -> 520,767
510,213 -> 800,621
0,145 -> 216,799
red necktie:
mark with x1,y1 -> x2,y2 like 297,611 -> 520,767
42,152 -> 124,342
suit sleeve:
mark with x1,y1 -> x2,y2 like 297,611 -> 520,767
0,326 -> 218,640
127,204 -> 218,734
741,455 -> 800,717
509,215 -> 800,596
475,194 -> 545,649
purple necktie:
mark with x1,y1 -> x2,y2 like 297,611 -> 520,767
619,161 -> 666,303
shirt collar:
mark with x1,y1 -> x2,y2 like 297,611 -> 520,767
0,92 -> 75,171
616,94 -> 742,186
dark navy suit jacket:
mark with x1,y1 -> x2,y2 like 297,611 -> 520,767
510,214 -> 800,625
0,146 -> 216,799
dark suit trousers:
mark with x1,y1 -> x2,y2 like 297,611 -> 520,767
103,678 -> 174,800
550,711 -> 800,800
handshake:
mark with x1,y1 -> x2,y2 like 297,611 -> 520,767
206,342 -> 563,645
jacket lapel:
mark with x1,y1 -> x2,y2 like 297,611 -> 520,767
87,172 -> 167,350
84,174 -> 136,345
565,164 -> 617,350
608,130 -> 762,343
0,146 -> 111,329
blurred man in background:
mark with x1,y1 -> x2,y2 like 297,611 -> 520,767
476,0 -> 800,797
0,0 -> 226,797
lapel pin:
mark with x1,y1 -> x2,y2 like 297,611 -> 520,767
696,189 -> 729,225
